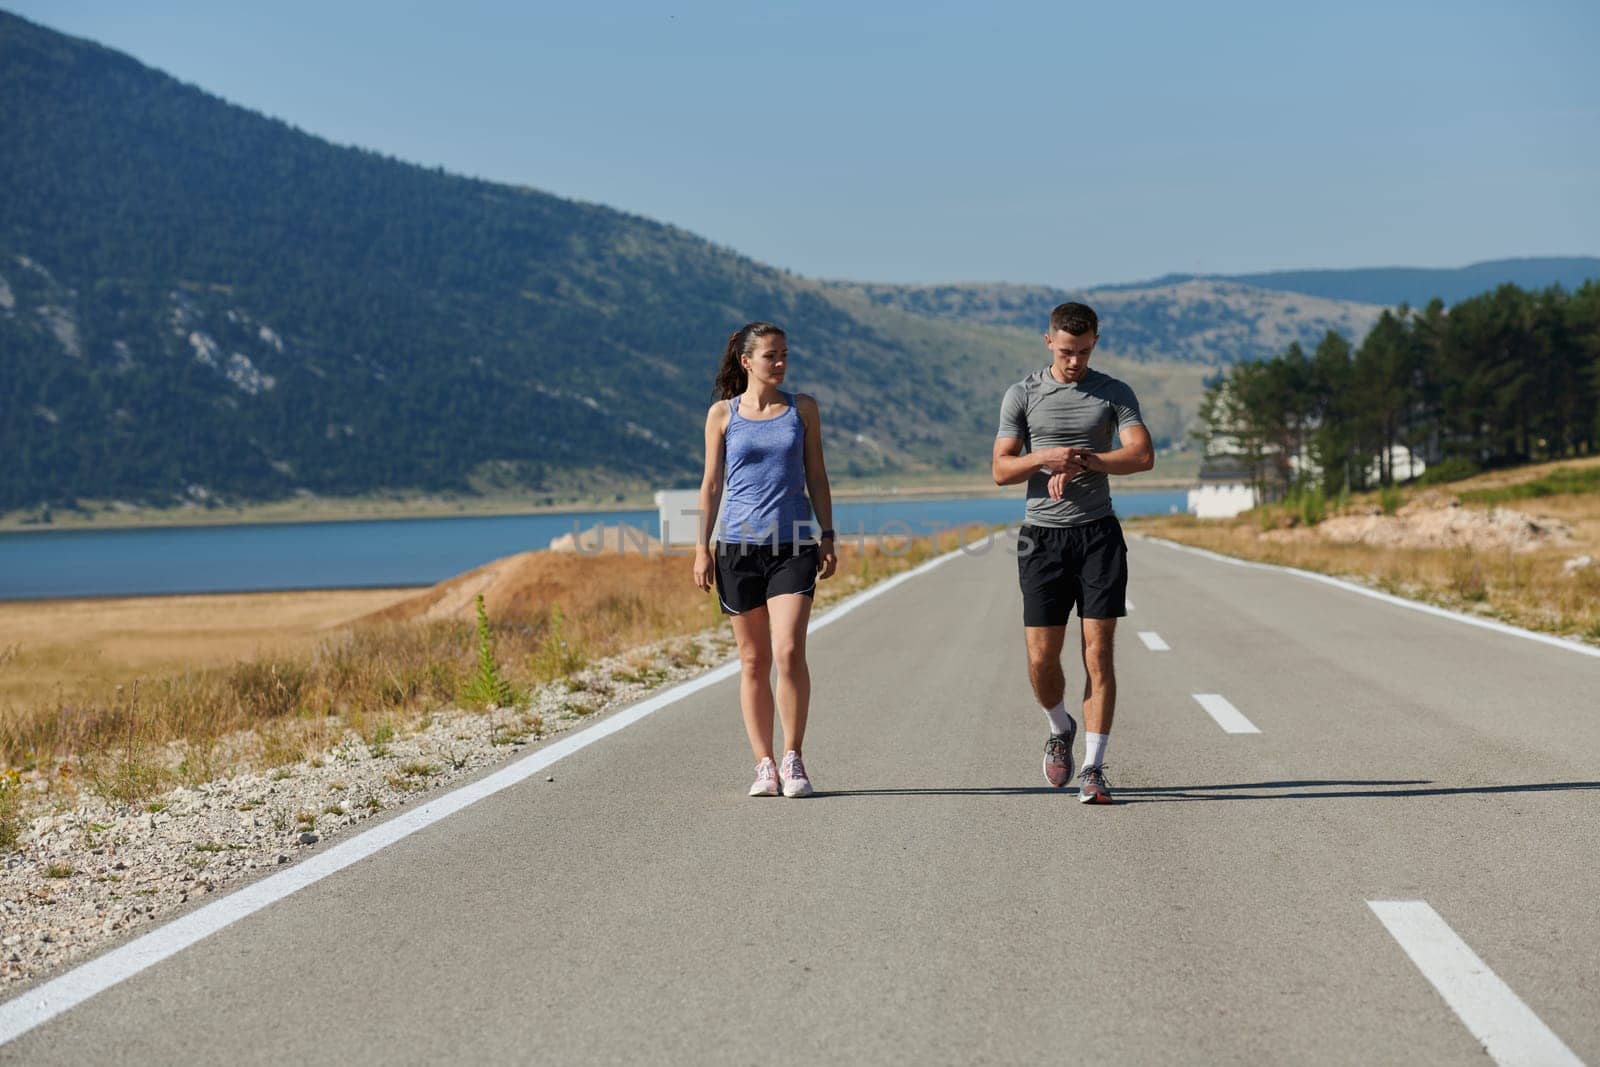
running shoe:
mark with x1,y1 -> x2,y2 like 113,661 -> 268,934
1043,716 -> 1077,788
779,750 -> 813,798
1078,765 -> 1113,805
749,757 -> 779,797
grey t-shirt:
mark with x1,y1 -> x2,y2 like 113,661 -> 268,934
997,367 -> 1146,527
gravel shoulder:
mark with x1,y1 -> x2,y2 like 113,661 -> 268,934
0,628 -> 735,989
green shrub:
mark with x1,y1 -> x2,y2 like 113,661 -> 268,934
1417,457 -> 1480,485
1297,485 -> 1326,526
1460,466 -> 1600,505
1379,485 -> 1403,516
460,595 -> 515,709
530,605 -> 587,683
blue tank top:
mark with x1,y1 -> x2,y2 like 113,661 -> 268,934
721,392 -> 813,545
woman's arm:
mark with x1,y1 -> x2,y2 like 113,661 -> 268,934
693,403 -> 728,592
798,394 -> 837,580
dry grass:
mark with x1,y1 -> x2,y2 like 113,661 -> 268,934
1131,457 -> 1600,643
0,588 -> 415,706
0,529 -> 985,804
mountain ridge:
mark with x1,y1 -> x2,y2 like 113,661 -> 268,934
1091,256 -> 1600,305
3,10 -> 1583,512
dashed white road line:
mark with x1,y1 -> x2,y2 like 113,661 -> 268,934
1367,900 -> 1582,1067
1191,693 -> 1260,734
1125,598 -> 1135,611
0,540 -> 980,1047
1138,631 -> 1169,651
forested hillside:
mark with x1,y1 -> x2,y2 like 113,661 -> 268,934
3,11 -> 1116,511
5,11 -> 1588,514
830,278 -> 1389,366
1197,284 -> 1600,494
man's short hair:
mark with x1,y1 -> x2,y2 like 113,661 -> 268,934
1049,302 -> 1099,336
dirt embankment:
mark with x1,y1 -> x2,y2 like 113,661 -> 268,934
1267,501 -> 1574,553
363,526 -> 676,626
1133,456 -> 1600,644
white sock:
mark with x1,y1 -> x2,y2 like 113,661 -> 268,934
1042,701 -> 1074,735
1084,732 -> 1109,769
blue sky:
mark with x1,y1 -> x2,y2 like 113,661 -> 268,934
11,1 -> 1598,288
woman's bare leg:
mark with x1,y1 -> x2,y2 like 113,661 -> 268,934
764,592 -> 813,755
730,607 -> 775,761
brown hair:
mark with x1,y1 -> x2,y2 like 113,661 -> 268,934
713,321 -> 785,400
1049,302 -> 1099,336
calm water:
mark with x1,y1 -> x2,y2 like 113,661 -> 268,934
0,490 -> 1187,600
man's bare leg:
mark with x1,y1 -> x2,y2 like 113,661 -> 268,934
1078,618 -> 1117,802
1024,624 -> 1069,709
1079,617 -> 1117,737
1026,624 -> 1079,787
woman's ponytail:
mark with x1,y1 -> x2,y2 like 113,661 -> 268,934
713,321 -> 784,400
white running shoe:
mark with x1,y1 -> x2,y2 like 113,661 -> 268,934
780,750 -> 813,798
749,757 -> 779,797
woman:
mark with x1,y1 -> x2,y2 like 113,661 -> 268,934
694,321 -> 837,798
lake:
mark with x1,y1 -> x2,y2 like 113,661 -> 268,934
0,490 -> 1188,600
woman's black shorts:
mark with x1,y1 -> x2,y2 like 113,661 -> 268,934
1016,516 -> 1128,626
714,542 -> 819,616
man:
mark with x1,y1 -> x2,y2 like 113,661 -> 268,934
991,302 -> 1153,804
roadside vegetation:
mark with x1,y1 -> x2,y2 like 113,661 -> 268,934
1130,456 -> 1600,644
0,530 -> 982,847
1195,282 -> 1599,502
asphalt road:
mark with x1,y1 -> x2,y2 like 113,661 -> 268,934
4,536 -> 1598,1064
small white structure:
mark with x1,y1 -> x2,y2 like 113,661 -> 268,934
1188,482 -> 1259,519
1187,460 -> 1260,519
655,489 -> 704,547
1368,445 -> 1427,484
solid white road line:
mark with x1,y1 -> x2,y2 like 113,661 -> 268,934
1139,535 -> 1600,660
0,540 -> 978,1046
1367,901 -> 1582,1067
1191,693 -> 1261,734
1138,631 -> 1170,651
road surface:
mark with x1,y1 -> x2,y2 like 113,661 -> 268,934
4,536 -> 1597,1064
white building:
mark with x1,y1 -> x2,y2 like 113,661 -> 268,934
654,489 -> 703,547
1187,458 -> 1261,519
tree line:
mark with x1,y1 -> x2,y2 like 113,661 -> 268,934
1197,282 -> 1600,495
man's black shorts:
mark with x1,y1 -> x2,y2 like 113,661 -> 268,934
714,542 -> 819,616
1016,516 -> 1128,626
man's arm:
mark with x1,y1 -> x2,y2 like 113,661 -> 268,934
1044,424 -> 1155,498
1079,423 -> 1154,476
993,437 -> 1083,485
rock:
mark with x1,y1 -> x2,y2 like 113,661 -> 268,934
298,832 -> 319,845
1562,554 -> 1594,576
547,524 -> 661,555
276,854 -> 290,865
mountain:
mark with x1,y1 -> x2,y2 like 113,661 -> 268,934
6,12 -> 1560,514
1,11 -> 1229,512
828,278 -> 1388,366
1097,257 -> 1600,307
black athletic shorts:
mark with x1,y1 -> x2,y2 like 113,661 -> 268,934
714,542 -> 819,616
1016,516 -> 1128,626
